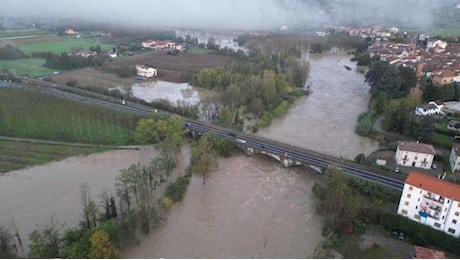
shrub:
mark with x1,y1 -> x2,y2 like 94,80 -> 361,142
165,176 -> 190,202
162,197 -> 174,211
66,79 -> 79,87
355,110 -> 375,137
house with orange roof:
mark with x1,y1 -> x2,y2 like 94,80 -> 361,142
395,141 -> 435,169
398,171 -> 460,237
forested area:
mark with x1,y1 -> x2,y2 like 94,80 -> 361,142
194,35 -> 311,131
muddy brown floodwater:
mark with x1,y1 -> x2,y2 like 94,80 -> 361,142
0,147 -> 160,254
258,53 -> 379,159
124,154 -> 322,259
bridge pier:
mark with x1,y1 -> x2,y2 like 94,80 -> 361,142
282,158 -> 297,168
239,146 -> 255,156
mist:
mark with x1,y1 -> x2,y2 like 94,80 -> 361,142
0,0 -> 457,31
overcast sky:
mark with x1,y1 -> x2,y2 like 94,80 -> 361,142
0,0 -> 454,31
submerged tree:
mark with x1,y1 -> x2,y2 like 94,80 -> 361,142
191,133 -> 218,184
28,217 -> 64,259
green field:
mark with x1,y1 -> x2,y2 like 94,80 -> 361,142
0,88 -> 141,145
0,29 -> 50,38
429,27 -> 460,37
0,58 -> 55,77
0,140 -> 107,173
188,48 -> 213,54
18,38 -> 114,55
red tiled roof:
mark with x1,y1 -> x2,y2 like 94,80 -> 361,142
398,141 -> 435,155
414,246 -> 445,259
406,172 -> 460,201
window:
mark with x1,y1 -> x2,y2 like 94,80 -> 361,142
456,212 -> 460,216
448,228 -> 456,234
407,194 -> 412,198
434,222 -> 441,228
453,219 -> 457,224
402,209 -> 408,215
442,216 -> 445,220
416,206 -> 418,209
414,214 -> 421,220
405,201 -> 410,206
418,198 -> 420,202
409,186 -> 413,191
457,203 -> 460,208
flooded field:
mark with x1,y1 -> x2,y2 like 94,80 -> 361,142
131,80 -> 215,106
0,147 -> 160,252
257,53 -> 379,159
124,154 -> 322,258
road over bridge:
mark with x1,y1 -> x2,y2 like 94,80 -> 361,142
28,85 -> 405,191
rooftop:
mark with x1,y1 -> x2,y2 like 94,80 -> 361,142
397,141 -> 435,155
414,245 -> 445,259
406,172 -> 460,202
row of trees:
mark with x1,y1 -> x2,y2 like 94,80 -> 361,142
0,45 -> 28,60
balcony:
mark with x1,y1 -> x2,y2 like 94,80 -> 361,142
423,192 -> 445,204
420,200 -> 442,221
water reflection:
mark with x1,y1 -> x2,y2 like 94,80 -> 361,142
131,80 -> 201,105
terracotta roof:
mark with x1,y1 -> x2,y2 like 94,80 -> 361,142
414,246 -> 445,259
397,141 -> 435,155
406,172 -> 460,201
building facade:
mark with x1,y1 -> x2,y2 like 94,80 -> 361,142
398,172 -> 460,237
136,64 -> 157,78
450,143 -> 460,174
395,141 -> 435,169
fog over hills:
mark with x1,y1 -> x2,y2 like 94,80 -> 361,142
0,0 -> 458,30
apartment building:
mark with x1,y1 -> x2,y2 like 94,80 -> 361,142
397,172 -> 460,237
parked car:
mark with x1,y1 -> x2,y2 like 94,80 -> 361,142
394,166 -> 400,173
432,163 -> 437,170
391,230 -> 405,240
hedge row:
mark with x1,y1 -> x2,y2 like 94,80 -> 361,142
378,212 -> 460,255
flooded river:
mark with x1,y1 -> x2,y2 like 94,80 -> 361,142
258,53 -> 379,159
124,154 -> 322,259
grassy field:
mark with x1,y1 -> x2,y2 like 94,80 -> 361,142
188,48 -> 213,54
0,88 -> 141,145
429,27 -> 460,37
0,140 -> 107,173
0,58 -> 55,77
0,29 -> 50,38
18,37 -> 114,55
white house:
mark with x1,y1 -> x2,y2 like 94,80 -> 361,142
395,141 -> 435,169
426,40 -> 448,53
450,143 -> 460,174
397,171 -> 460,237
141,40 -> 156,48
415,101 -> 444,116
136,64 -> 157,78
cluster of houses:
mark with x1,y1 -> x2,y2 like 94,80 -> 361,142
368,35 -> 460,86
141,40 -> 183,51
